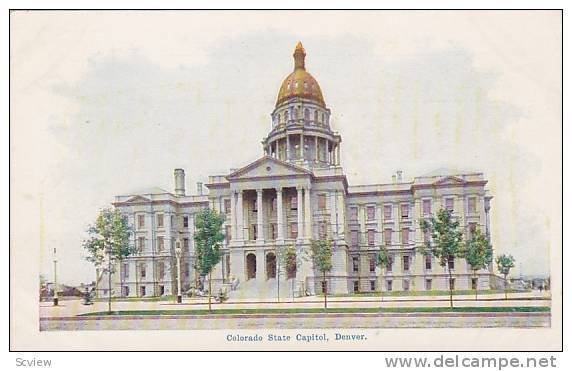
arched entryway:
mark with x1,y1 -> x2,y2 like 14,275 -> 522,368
246,253 -> 257,280
266,253 -> 276,280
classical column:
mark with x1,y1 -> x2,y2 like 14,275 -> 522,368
286,134 -> 290,160
314,136 -> 318,162
300,133 -> 305,160
230,191 -> 237,240
297,186 -> 304,241
236,190 -> 244,241
276,187 -> 284,242
256,188 -> 264,243
304,186 -> 312,241
326,140 -> 330,164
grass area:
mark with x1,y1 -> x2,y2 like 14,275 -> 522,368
79,306 -> 550,317
331,289 -> 528,297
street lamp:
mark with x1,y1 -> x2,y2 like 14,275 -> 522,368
53,248 -> 58,306
175,235 -> 182,304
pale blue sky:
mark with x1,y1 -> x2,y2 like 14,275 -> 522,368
10,11 -> 561,284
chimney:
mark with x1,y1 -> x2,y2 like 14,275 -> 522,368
197,182 -> 203,196
174,169 -> 185,196
396,170 -> 403,183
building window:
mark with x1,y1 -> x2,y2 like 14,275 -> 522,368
140,286 -> 146,297
122,263 -> 129,279
351,231 -> 358,247
252,225 -> 257,240
290,196 -> 297,210
318,222 -> 327,239
423,229 -> 431,243
157,237 -> 164,252
403,255 -> 410,272
272,197 -> 277,212
401,204 -> 409,219
366,206 -> 375,221
468,197 -> 477,214
157,214 -> 164,228
386,280 -> 393,291
425,255 -> 432,270
370,280 -> 376,291
384,229 -> 392,246
353,281 -> 359,293
318,194 -> 327,210
402,228 -> 409,245
322,281 -> 328,294
387,256 -> 393,272
367,230 -> 375,246
137,214 -> 145,229
224,199 -> 231,214
314,110 -> 319,123
304,108 -> 310,120
425,279 -> 432,291
290,224 -> 298,239
403,279 -> 410,291
183,216 -> 189,228
448,256 -> 455,270
468,223 -> 477,238
349,206 -> 358,221
423,199 -> 432,215
253,199 -> 258,212
123,286 -> 130,297
183,238 -> 189,253
140,264 -> 146,279
445,198 -> 455,212
158,262 -> 165,279
138,237 -> 145,252
384,204 -> 392,220
226,226 -> 232,241
352,256 -> 359,273
472,278 -> 478,290
369,255 -> 376,272
159,285 -> 165,296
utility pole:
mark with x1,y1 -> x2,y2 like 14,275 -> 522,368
53,248 -> 58,306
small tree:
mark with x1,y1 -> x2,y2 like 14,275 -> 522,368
194,208 -> 225,312
376,246 -> 391,304
496,254 -> 515,300
277,245 -> 298,302
310,239 -> 333,309
420,208 -> 464,308
83,208 -> 135,314
464,229 -> 493,300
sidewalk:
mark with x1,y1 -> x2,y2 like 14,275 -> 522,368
39,291 -> 551,318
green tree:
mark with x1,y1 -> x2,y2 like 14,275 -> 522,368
83,208 -> 135,314
310,239 -> 333,309
464,228 -> 493,300
420,208 -> 464,308
376,246 -> 391,304
194,208 -> 225,312
496,254 -> 515,300
277,245 -> 299,301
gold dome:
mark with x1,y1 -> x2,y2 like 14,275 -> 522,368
275,42 -> 326,107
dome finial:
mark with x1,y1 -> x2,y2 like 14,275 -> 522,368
293,41 -> 306,70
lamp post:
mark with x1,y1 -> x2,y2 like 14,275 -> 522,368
53,248 -> 58,306
175,236 -> 182,304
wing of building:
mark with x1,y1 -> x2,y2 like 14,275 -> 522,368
100,42 -> 495,299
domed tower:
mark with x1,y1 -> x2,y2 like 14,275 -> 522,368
262,42 -> 342,168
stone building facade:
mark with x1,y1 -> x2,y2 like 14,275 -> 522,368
99,42 -> 494,298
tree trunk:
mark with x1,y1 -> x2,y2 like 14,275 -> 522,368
208,271 -> 212,312
292,278 -> 295,302
323,271 -> 328,310
277,259 -> 280,303
448,267 -> 453,309
504,273 -> 508,300
108,257 -> 112,314
474,270 -> 478,301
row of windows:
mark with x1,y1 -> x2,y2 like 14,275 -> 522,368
136,214 -> 190,230
351,254 -> 449,273
222,194 -> 330,215
120,262 -> 191,280
135,237 -> 190,253
225,220 -> 331,241
352,277 -> 475,292
348,197 -> 480,222
274,108 -> 328,126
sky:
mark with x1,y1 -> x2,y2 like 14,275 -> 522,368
10,11 -> 561,285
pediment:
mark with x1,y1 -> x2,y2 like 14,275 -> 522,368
227,156 -> 312,181
124,195 -> 151,203
433,176 -> 466,186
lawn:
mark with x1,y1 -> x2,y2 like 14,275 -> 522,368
79,306 -> 550,317
331,289 -> 528,297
